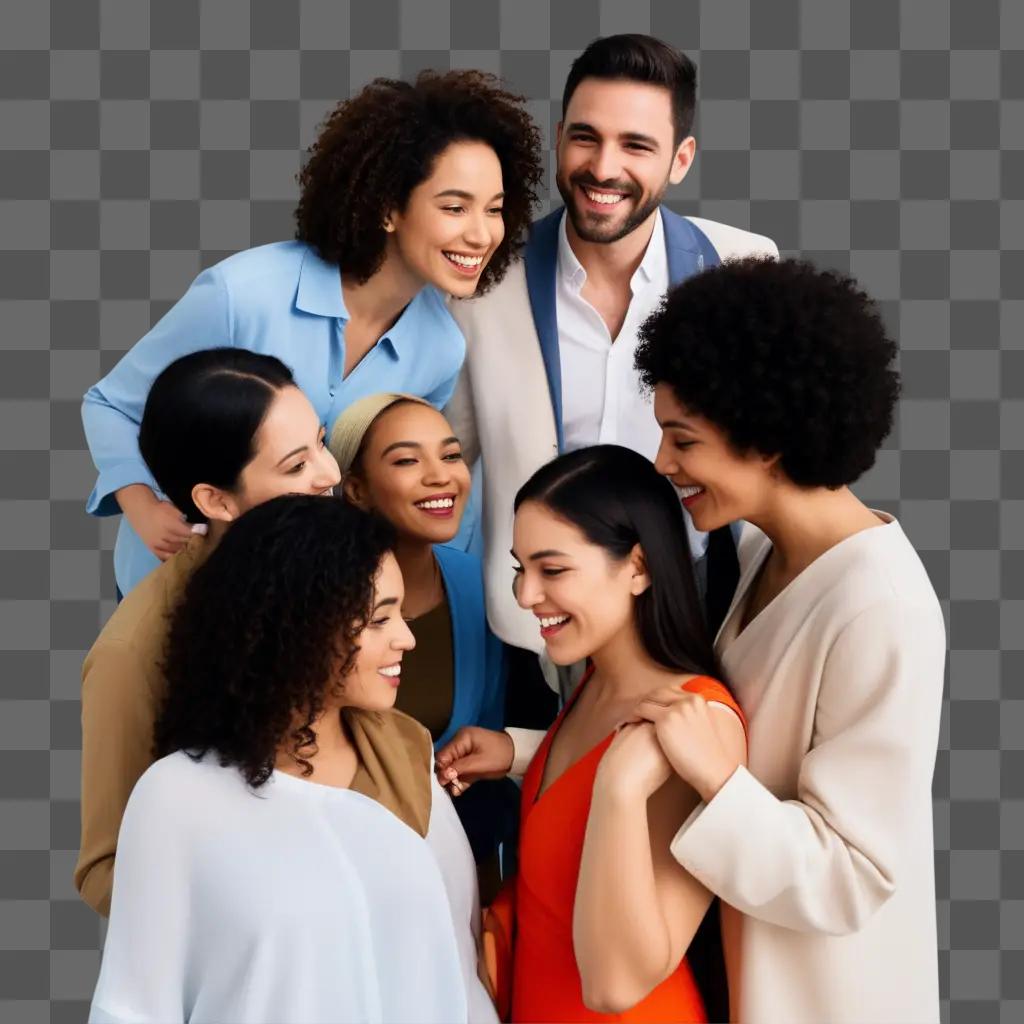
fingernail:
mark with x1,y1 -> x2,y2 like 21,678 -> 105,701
191,523 -> 208,535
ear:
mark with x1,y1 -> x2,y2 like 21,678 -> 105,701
668,135 -> 696,186
761,451 -> 784,479
628,543 -> 652,596
382,209 -> 398,234
191,483 -> 241,524
342,473 -> 371,511
555,120 -> 564,149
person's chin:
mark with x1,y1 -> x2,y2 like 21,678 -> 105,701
544,637 -> 587,667
371,687 -> 399,711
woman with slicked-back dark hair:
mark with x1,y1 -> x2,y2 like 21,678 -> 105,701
76,348 -> 341,919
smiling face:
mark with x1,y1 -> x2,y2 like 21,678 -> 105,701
652,384 -> 778,533
511,500 -> 648,666
388,139 -> 506,297
555,78 -> 694,245
194,385 -> 342,523
335,552 -> 415,711
343,401 -> 471,545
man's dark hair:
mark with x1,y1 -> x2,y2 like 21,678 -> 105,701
635,257 -> 901,489
138,348 -> 295,523
561,34 -> 698,144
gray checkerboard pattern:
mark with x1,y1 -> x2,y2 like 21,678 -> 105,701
0,0 -> 1019,1020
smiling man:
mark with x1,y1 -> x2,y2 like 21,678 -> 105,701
447,35 -> 778,664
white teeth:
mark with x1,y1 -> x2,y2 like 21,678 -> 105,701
379,665 -> 401,677
444,252 -> 484,267
678,485 -> 705,499
584,188 -> 625,205
539,615 -> 570,629
415,498 -> 455,510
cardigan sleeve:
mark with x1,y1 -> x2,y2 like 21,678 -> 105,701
669,598 -> 945,936
82,265 -> 233,517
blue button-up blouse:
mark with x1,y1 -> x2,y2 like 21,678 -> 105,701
82,240 -> 467,595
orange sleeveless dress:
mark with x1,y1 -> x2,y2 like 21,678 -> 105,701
511,671 -> 745,1024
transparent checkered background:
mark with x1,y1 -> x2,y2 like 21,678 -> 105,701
0,0 -> 1020,1020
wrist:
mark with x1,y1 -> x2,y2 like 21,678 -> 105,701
498,730 -> 515,774
693,759 -> 741,804
115,483 -> 157,516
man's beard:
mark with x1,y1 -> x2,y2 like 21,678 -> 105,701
556,171 -> 669,244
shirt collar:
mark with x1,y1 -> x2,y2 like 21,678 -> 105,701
635,208 -> 666,288
556,208 -> 667,293
296,244 -> 434,363
295,244 -> 348,318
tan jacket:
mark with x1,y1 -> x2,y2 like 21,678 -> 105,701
75,536 -> 211,916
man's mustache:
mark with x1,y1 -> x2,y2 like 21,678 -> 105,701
569,173 -> 639,197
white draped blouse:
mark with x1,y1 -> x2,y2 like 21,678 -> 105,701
89,751 -> 497,1024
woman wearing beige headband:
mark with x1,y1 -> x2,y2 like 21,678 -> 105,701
330,393 -> 516,896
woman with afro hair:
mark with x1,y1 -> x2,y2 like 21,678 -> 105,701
82,69 -> 543,597
88,495 -> 498,1024
627,257 -> 944,1023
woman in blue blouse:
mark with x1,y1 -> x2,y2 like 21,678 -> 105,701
330,392 -> 516,897
83,70 -> 543,596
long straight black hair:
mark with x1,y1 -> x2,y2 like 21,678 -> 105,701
516,444 -> 731,1021
514,444 -> 719,680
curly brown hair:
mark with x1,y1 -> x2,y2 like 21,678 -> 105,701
295,69 -> 543,294
153,495 -> 396,788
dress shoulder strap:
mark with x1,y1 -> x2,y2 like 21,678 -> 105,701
681,676 -> 747,735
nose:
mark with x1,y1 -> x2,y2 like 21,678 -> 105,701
392,617 -> 416,652
514,569 -> 544,610
421,455 -> 452,487
316,445 -> 343,490
653,436 -> 677,478
461,209 -> 492,250
589,142 -> 623,186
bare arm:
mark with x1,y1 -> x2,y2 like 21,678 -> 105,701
572,725 -> 717,1015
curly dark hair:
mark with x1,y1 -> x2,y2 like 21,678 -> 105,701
154,495 -> 396,788
635,257 -> 901,488
295,69 -> 543,294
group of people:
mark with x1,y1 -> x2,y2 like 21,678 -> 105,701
76,34 -> 945,1024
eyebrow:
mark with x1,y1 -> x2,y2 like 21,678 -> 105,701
373,597 -> 399,611
565,122 -> 661,149
510,547 -> 570,561
433,189 -> 506,200
275,445 -> 308,466
659,418 -> 697,431
380,436 -> 461,458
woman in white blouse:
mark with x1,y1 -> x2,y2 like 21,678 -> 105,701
89,495 -> 496,1024
628,256 -> 945,1023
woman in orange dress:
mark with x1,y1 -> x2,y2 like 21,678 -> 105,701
505,444 -> 747,1023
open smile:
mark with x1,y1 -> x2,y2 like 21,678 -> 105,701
414,493 -> 457,518
678,484 -> 706,510
577,183 -> 632,211
536,612 -> 572,638
378,662 -> 402,688
443,251 -> 486,276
